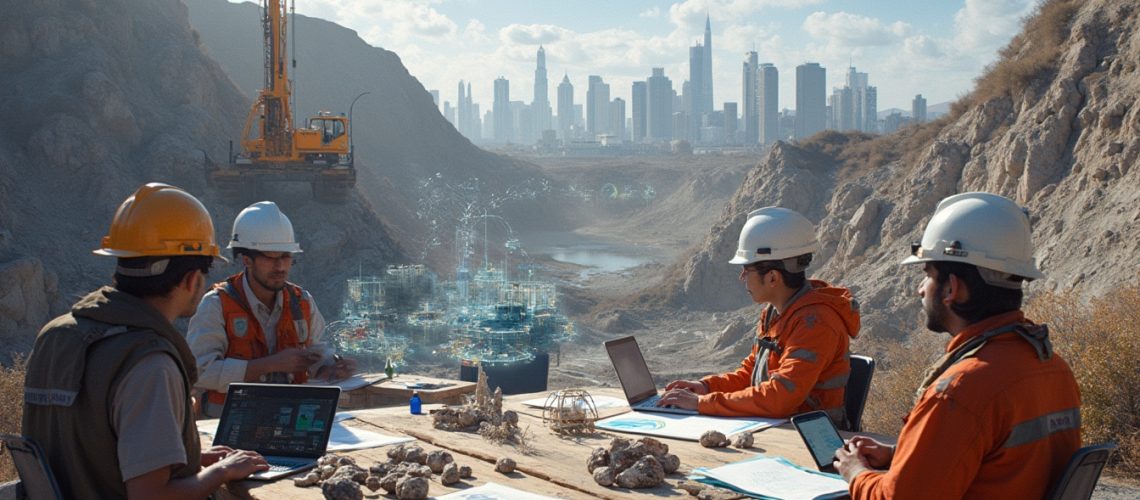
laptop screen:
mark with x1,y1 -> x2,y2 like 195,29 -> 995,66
214,383 -> 340,458
604,336 -> 658,403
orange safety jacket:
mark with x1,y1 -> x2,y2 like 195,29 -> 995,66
850,311 -> 1081,499
699,280 -> 860,422
205,273 -> 314,406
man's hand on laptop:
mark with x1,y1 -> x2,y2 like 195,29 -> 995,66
201,445 -> 234,467
664,379 -> 709,395
210,449 -> 270,481
657,388 -> 700,410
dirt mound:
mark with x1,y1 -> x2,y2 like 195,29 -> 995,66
643,0 -> 1140,339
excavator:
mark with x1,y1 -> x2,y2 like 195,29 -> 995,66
207,0 -> 355,202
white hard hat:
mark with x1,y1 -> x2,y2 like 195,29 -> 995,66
728,207 -> 820,269
227,201 -> 303,253
901,192 -> 1043,287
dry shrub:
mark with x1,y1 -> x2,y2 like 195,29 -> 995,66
0,355 -> 25,482
855,333 -> 944,437
1026,285 -> 1140,476
957,0 -> 1079,116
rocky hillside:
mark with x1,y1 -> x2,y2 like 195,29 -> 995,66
0,0 -> 405,361
655,0 -> 1139,339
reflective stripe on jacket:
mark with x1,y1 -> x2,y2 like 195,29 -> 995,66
698,279 -> 860,420
205,273 -> 313,405
850,311 -> 1081,499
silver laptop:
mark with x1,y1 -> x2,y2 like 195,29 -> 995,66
604,336 -> 698,415
213,383 -> 341,480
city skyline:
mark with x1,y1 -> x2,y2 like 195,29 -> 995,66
286,0 -> 1040,112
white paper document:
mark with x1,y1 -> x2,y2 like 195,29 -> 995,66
435,482 -> 559,499
521,395 -> 628,410
196,415 -> 413,452
306,372 -> 389,391
691,456 -> 847,500
595,412 -> 784,441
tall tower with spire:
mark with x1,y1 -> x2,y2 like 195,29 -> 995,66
557,73 -> 574,141
533,46 -> 552,134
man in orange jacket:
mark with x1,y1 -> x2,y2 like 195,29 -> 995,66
835,192 -> 1081,498
659,207 -> 860,425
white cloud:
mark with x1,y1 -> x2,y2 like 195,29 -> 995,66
499,24 -> 571,45
802,11 -> 909,47
953,0 -> 1036,52
640,7 -> 661,18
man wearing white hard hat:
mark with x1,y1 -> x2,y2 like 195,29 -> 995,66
835,192 -> 1081,498
188,201 -> 355,417
659,207 -> 860,424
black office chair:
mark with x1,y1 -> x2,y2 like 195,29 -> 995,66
1,434 -> 64,500
1046,442 -> 1116,500
843,355 -> 875,432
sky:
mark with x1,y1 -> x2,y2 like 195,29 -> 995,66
276,0 -> 1041,114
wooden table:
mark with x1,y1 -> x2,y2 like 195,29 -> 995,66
227,388 -> 868,499
338,375 -> 476,410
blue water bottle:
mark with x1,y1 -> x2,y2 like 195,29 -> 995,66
410,391 -> 422,415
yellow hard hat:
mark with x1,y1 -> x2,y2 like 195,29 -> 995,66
94,183 -> 227,262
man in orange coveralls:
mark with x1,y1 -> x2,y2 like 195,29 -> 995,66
658,207 -> 860,426
835,192 -> 1081,498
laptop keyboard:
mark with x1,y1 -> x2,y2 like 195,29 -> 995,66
267,459 -> 309,472
633,395 -> 663,408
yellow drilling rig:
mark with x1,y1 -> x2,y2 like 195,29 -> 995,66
207,0 -> 355,202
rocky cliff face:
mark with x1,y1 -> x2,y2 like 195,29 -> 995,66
662,0 -> 1140,339
0,0 -> 406,359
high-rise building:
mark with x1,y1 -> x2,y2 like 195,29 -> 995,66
631,81 -> 647,142
759,63 -> 779,145
444,101 -> 454,125
723,102 -> 738,143
557,74 -> 574,141
646,68 -> 673,141
860,85 -> 877,132
795,63 -> 826,139
533,46 -> 552,134
609,98 -> 626,142
742,51 -> 759,145
702,15 -> 713,115
586,75 -> 610,138
687,46 -> 704,141
912,94 -> 927,123
429,90 -> 440,107
493,77 -> 511,143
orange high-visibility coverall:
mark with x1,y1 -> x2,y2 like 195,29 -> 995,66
698,280 -> 860,419
850,311 -> 1081,499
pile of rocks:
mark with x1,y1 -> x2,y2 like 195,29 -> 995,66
293,446 -> 473,500
430,367 -> 526,445
586,437 -> 680,488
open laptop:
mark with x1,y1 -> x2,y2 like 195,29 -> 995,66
212,383 -> 341,480
604,336 -> 698,415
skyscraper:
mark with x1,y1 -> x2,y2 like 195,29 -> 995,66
912,94 -> 927,123
557,74 -> 574,141
533,46 -> 552,134
429,90 -> 439,107
609,98 -> 625,142
759,63 -> 778,145
647,68 -> 673,141
742,51 -> 759,145
586,75 -> 610,138
723,102 -> 738,143
493,77 -> 511,143
631,81 -> 647,142
795,63 -> 826,139
703,15 -> 713,115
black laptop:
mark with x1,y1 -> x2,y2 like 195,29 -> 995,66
213,383 -> 341,480
604,336 -> 698,415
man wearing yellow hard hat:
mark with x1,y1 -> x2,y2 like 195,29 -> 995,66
22,183 -> 268,498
